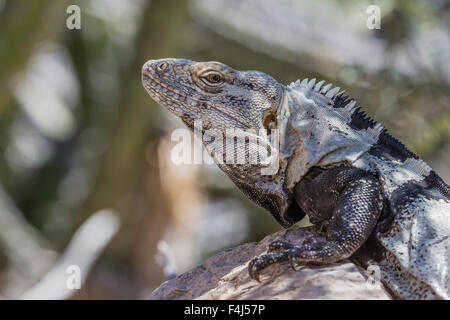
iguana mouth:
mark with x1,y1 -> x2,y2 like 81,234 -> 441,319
142,70 -> 252,129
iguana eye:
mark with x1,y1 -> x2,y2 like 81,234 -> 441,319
207,74 -> 221,83
201,71 -> 224,86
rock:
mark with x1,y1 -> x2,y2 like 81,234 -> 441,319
149,227 -> 391,300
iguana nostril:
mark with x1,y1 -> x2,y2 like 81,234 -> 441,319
156,62 -> 168,73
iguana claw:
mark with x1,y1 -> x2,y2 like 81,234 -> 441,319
289,256 -> 299,271
248,250 -> 294,281
248,258 -> 262,282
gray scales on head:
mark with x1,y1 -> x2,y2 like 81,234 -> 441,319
142,58 -> 450,300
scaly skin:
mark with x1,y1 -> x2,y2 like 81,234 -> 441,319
142,58 -> 450,300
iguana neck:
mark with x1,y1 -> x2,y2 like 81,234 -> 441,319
279,88 -> 373,191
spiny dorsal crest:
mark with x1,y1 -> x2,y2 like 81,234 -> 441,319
290,78 -> 357,118
288,77 -> 424,169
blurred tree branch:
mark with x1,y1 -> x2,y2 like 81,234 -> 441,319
0,184 -> 56,278
21,209 -> 120,300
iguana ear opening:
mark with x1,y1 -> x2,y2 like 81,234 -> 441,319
263,109 -> 277,136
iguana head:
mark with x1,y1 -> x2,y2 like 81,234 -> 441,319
142,58 -> 304,227
142,58 -> 282,131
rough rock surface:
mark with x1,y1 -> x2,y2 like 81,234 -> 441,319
149,227 -> 391,300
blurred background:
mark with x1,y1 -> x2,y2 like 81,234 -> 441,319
0,0 -> 448,299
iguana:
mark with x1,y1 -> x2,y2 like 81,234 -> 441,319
141,58 -> 450,300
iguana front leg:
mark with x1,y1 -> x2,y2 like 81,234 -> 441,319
249,166 -> 383,281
